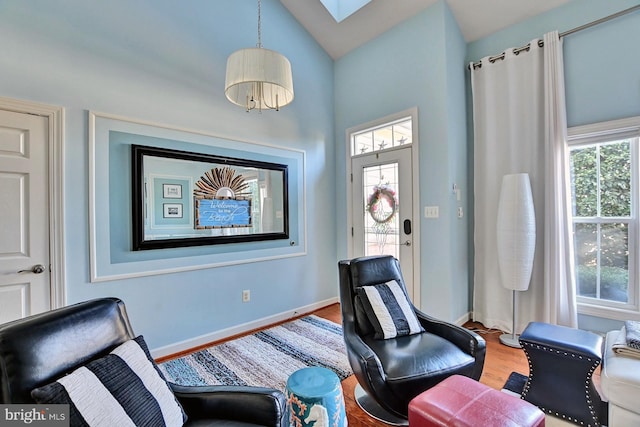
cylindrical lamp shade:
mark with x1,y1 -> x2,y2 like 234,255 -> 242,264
496,173 -> 536,291
225,47 -> 294,111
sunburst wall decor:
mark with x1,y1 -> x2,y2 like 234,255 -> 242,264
194,166 -> 249,199
194,166 -> 252,230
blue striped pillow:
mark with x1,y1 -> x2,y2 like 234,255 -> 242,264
356,281 -> 425,339
31,336 -> 186,427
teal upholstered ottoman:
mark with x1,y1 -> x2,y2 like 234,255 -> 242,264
286,367 -> 347,427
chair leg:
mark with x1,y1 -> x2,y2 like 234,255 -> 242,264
354,384 -> 408,426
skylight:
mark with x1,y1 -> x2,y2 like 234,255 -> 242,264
319,0 -> 371,23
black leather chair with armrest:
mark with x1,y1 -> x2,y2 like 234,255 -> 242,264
339,255 -> 486,423
0,297 -> 287,427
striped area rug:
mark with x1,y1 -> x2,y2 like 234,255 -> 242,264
158,315 -> 353,391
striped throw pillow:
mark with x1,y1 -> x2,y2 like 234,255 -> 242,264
357,281 -> 425,339
31,336 -> 186,427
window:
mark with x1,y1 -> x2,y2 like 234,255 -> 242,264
351,117 -> 412,156
570,140 -> 632,303
568,117 -> 640,320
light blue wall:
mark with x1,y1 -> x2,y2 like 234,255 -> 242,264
466,0 -> 640,332
466,0 -> 640,128
0,0 -> 336,350
443,5 -> 470,321
335,0 -> 470,321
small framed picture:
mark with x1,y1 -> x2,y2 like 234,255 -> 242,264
163,203 -> 183,218
163,184 -> 182,199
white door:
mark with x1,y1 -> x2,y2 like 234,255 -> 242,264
0,109 -> 51,324
352,147 -> 415,299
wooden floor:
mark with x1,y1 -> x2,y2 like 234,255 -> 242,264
313,303 -> 531,427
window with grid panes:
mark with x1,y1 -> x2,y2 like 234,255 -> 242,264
568,117 -> 640,320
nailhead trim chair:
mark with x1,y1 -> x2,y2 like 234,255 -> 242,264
519,321 -> 606,427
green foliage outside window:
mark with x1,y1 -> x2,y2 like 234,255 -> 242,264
570,140 -> 631,303
576,265 -> 629,303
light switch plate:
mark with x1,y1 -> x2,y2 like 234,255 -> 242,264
424,206 -> 439,218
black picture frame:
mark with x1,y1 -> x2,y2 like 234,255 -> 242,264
132,144 -> 289,250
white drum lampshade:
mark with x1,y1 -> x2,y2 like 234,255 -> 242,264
496,173 -> 536,347
225,47 -> 294,112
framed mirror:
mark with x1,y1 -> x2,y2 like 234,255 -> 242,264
132,144 -> 289,250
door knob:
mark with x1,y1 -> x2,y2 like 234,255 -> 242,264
18,264 -> 46,274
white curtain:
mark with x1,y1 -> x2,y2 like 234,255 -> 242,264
471,31 -> 577,334
542,32 -> 578,327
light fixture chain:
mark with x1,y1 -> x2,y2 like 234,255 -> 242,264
256,0 -> 262,48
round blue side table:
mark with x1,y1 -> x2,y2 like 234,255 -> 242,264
286,366 -> 347,427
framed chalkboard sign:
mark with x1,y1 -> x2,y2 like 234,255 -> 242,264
132,145 -> 288,250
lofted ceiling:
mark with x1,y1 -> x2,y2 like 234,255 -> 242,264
280,0 -> 572,59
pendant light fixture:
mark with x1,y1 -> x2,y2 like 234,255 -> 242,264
224,0 -> 294,112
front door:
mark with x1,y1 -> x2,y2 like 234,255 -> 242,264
0,109 -> 51,323
352,147 -> 415,299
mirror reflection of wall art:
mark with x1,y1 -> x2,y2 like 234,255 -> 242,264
132,145 -> 289,250
163,203 -> 183,218
163,184 -> 182,199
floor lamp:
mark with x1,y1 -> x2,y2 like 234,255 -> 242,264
496,173 -> 536,348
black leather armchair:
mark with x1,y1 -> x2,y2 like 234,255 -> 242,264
339,255 -> 486,422
0,297 -> 287,427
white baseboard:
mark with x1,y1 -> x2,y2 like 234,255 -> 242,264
151,297 -> 339,359
454,311 -> 471,327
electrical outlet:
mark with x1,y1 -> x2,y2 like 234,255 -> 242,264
242,289 -> 250,303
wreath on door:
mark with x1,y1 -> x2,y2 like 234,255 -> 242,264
366,184 -> 398,224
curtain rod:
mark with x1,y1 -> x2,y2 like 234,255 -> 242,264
469,4 -> 640,70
